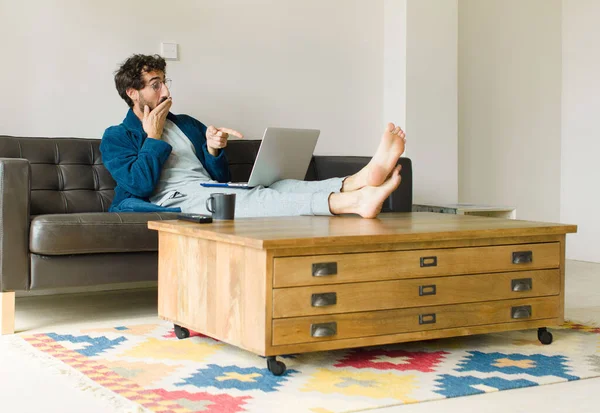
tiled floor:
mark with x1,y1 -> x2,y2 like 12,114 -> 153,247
1,260 -> 598,412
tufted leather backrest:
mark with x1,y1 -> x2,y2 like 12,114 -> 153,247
0,136 -> 115,215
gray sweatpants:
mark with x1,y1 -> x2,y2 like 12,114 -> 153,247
158,178 -> 345,217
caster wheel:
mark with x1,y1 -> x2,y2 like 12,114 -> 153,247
538,327 -> 553,345
266,356 -> 286,376
174,324 -> 190,339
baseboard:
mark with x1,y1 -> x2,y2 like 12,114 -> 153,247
15,281 -> 158,298
567,259 -> 600,265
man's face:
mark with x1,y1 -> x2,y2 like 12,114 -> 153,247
132,70 -> 171,112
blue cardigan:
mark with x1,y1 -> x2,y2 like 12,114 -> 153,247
100,109 -> 231,212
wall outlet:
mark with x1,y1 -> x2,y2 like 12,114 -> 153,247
161,42 -> 178,60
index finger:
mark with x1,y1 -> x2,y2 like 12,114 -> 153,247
217,127 -> 243,139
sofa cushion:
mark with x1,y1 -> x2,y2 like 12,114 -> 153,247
30,212 -> 178,255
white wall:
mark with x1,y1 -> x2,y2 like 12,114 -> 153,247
0,0 -> 385,157
561,0 -> 600,262
458,0 -> 562,223
406,0 -> 458,204
383,0 -> 407,133
1,0 -> 461,198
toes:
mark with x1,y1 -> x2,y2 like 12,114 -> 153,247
392,126 -> 407,137
386,122 -> 407,137
383,165 -> 402,185
390,166 -> 402,187
387,165 -> 402,183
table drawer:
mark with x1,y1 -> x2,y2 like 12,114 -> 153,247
273,243 -> 559,288
272,296 -> 559,346
272,269 -> 560,318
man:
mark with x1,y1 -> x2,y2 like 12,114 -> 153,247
101,54 -> 406,218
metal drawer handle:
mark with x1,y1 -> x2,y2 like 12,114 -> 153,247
310,322 -> 337,338
311,292 -> 337,307
512,251 -> 533,264
419,313 -> 437,325
419,285 -> 437,296
420,256 -> 438,267
511,305 -> 532,319
512,278 -> 533,292
312,262 -> 338,277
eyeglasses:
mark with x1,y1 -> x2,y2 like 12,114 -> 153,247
147,78 -> 171,92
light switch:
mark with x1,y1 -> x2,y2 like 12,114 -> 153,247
161,42 -> 178,60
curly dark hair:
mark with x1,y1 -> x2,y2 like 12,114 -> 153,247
114,54 -> 167,108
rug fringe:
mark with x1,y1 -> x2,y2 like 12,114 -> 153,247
3,335 -> 148,413
564,319 -> 600,329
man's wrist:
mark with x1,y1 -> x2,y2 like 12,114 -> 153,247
145,129 -> 161,140
207,146 -> 220,157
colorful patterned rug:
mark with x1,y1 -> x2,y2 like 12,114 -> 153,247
12,321 -> 600,413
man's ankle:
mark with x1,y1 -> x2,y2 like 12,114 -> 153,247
341,172 -> 364,192
329,191 -> 357,215
340,176 -> 351,192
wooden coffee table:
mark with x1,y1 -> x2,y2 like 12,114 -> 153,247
148,212 -> 576,375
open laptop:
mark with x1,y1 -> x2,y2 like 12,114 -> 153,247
200,127 -> 320,189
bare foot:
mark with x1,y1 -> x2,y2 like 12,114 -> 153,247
342,123 -> 406,192
367,123 -> 406,186
331,165 -> 402,218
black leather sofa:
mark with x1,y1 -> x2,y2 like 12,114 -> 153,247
0,136 -> 412,333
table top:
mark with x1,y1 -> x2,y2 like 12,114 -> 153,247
148,212 -> 577,250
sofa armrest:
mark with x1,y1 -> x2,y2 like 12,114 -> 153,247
0,158 -> 30,291
306,156 -> 413,213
